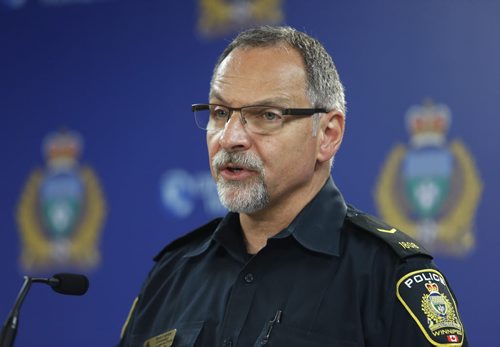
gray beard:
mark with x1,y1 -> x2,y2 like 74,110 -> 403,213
212,151 -> 270,214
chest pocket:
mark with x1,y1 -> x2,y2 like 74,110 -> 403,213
134,321 -> 204,347
255,323 -> 359,347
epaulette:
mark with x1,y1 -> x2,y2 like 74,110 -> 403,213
153,218 -> 223,262
346,205 -> 432,259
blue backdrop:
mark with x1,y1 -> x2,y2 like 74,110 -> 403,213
1,0 -> 498,345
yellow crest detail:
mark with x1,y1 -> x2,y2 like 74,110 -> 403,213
198,0 -> 283,37
421,285 -> 460,333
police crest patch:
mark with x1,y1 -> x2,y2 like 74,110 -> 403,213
397,269 -> 464,346
16,129 -> 106,272
375,100 -> 482,257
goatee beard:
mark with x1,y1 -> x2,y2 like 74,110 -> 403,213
212,150 -> 269,214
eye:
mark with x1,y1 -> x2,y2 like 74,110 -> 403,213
262,111 -> 281,121
212,107 -> 229,119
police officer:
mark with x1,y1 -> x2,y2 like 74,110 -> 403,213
120,26 -> 468,347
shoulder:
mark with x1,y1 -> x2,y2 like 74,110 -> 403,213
343,206 -> 467,345
153,218 -> 223,262
344,204 -> 432,260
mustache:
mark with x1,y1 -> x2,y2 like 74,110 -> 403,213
212,150 -> 264,173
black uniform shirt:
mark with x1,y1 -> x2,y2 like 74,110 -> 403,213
120,178 -> 468,347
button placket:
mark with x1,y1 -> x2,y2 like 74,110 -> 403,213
219,259 -> 258,345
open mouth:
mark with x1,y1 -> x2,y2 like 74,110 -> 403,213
218,163 -> 254,179
226,166 -> 243,172
221,163 -> 246,172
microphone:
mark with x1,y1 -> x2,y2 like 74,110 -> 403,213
0,273 -> 89,347
35,273 -> 89,296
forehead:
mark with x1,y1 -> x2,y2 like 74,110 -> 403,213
210,45 -> 309,106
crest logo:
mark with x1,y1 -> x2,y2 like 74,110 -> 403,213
421,282 -> 461,333
197,0 -> 283,37
17,129 -> 106,272
375,100 -> 482,256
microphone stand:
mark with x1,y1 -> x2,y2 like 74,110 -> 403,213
0,273 -> 88,347
0,276 -> 32,347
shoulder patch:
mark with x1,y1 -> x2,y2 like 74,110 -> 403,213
397,269 -> 465,346
346,205 -> 432,259
153,218 -> 222,262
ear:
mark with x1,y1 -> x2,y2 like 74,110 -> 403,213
317,111 -> 345,163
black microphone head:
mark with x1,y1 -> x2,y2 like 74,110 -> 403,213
50,273 -> 89,296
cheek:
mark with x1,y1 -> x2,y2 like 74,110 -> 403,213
207,133 -> 219,153
207,134 -> 220,171
258,140 -> 298,176
280,138 -> 317,171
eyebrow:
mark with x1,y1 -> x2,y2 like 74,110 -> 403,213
210,92 -> 292,108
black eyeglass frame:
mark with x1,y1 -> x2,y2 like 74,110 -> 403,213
191,103 -> 329,131
192,103 -> 328,116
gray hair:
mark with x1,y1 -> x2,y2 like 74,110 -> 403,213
210,26 -> 346,115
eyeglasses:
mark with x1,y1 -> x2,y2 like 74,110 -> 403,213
192,103 -> 328,135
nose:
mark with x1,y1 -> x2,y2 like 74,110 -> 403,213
218,111 -> 251,151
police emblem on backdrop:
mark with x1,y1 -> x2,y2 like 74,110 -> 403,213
17,129 -> 106,272
375,100 -> 482,256
197,0 -> 283,37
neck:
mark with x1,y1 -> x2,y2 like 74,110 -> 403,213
239,174 -> 329,254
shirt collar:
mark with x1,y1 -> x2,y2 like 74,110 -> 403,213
184,212 -> 245,261
185,176 -> 347,259
275,177 -> 347,256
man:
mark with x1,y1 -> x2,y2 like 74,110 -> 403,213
120,26 -> 467,346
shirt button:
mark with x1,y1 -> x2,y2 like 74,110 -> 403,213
244,273 -> 254,283
223,337 -> 233,346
